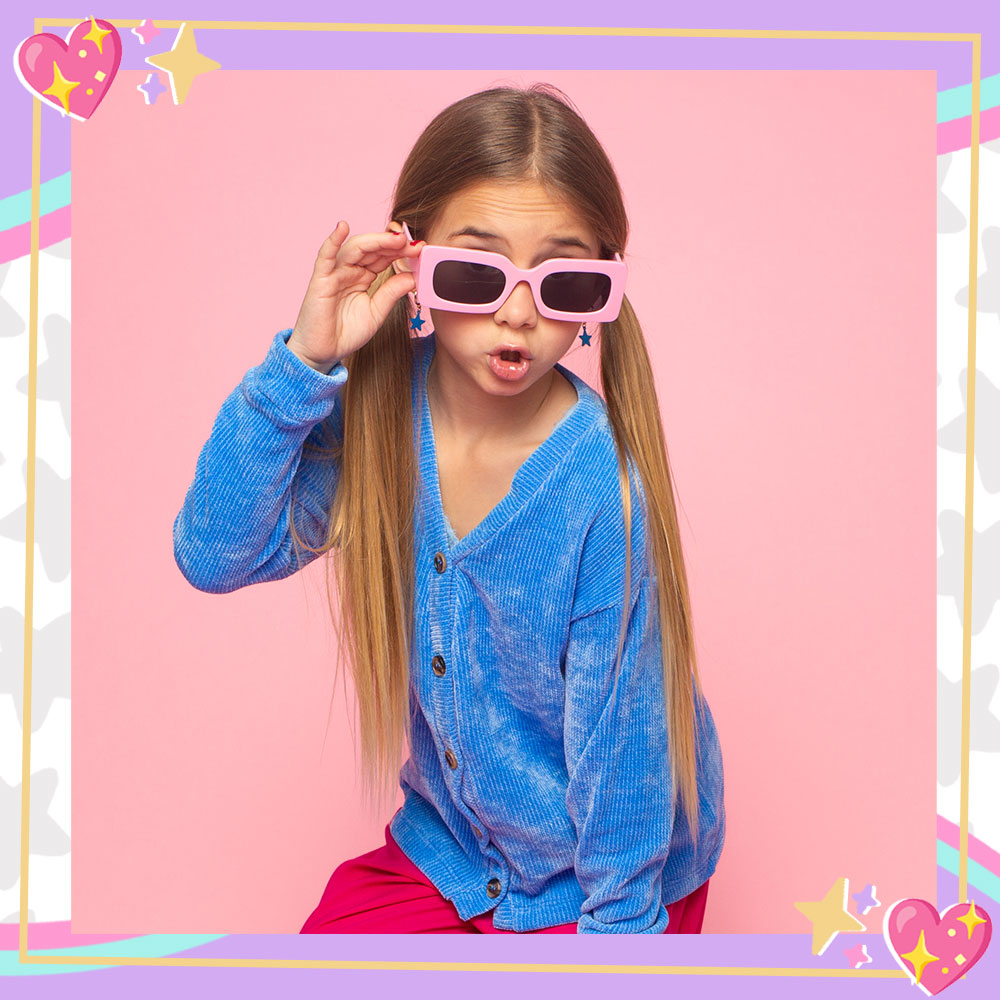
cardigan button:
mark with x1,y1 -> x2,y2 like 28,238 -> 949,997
445,748 -> 458,769
472,824 -> 482,838
486,878 -> 502,898
434,551 -> 446,573
431,655 -> 446,676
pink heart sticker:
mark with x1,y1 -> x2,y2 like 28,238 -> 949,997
883,898 -> 992,995
13,17 -> 122,121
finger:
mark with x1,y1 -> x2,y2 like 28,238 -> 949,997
353,240 -> 426,278
316,221 -> 349,262
339,230 -> 409,267
368,271 -> 417,327
384,225 -> 425,255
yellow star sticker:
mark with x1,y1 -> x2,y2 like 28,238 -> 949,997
145,22 -> 220,105
794,877 -> 866,955
900,928 -> 940,986
956,900 -> 988,940
82,16 -> 113,56
42,61 -> 81,114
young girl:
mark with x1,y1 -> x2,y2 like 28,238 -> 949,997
173,83 -> 725,935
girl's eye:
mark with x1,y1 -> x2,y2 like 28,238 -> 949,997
452,260 -> 494,275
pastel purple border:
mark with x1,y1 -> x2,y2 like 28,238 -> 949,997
1,0 -> 999,199
4,2 -> 999,995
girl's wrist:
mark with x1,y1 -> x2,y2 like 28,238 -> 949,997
286,333 -> 339,374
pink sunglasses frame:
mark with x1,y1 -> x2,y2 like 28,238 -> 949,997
399,221 -> 627,323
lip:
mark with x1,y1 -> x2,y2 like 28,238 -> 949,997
489,344 -> 534,360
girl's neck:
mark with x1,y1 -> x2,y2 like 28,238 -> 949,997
427,349 -> 558,453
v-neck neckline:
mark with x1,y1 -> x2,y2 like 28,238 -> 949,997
416,333 -> 597,557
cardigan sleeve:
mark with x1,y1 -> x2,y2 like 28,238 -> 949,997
172,328 -> 346,594
563,467 -> 675,934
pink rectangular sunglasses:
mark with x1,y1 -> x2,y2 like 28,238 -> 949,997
400,221 -> 627,323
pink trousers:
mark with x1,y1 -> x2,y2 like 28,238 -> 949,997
300,823 -> 709,934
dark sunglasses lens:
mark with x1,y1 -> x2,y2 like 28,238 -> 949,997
432,260 -> 506,304
540,271 -> 612,314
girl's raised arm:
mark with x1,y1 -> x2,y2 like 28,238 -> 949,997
172,222 -> 423,594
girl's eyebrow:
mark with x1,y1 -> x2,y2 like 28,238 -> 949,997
446,226 -> 593,254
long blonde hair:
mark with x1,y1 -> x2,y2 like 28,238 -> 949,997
290,83 -> 705,839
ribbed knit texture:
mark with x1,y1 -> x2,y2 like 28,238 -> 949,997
174,327 -> 725,934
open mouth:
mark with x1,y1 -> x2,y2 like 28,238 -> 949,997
488,350 -> 531,379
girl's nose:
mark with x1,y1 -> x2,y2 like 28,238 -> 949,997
494,279 -> 538,328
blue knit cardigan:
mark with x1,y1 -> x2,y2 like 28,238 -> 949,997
173,327 -> 725,933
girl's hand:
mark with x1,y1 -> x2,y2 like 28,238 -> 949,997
287,221 -> 424,373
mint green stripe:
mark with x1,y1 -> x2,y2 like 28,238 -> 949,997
0,173 -> 70,233
0,934 -> 224,977
937,840 -> 1000,903
938,71 -> 1000,123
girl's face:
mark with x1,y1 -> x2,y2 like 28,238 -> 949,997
418,178 -> 601,398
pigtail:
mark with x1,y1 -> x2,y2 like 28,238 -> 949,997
601,294 -> 704,842
289,264 -> 417,815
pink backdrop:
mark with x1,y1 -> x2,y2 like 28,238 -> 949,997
71,69 -> 935,933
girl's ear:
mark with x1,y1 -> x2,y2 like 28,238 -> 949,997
393,256 -> 415,278
388,220 -> 408,276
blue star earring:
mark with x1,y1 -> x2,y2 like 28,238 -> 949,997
409,295 -> 426,332
579,322 -> 592,347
